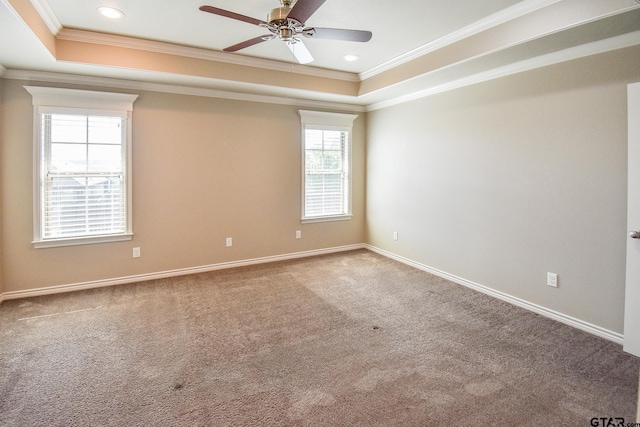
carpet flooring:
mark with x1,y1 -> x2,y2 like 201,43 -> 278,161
0,249 -> 638,426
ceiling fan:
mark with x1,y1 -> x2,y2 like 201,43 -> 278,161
199,0 -> 372,64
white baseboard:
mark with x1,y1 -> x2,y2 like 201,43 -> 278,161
0,244 -> 365,303
365,244 -> 624,345
0,242 -> 624,346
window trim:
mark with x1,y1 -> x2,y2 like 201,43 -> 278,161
25,86 -> 138,248
299,110 -> 357,223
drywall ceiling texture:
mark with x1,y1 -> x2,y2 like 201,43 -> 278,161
366,44 -> 640,335
0,80 -> 366,292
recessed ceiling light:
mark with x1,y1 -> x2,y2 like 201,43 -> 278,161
97,6 -> 124,19
343,54 -> 360,62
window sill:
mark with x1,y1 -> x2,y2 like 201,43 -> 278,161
301,214 -> 352,224
33,233 -> 133,249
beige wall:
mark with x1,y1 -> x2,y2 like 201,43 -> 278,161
0,77 -> 3,296
1,45 -> 639,337
366,45 -> 640,334
0,80 -> 365,293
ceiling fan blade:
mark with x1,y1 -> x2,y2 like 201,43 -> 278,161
286,40 -> 314,64
199,5 -> 268,27
224,35 -> 271,52
304,27 -> 372,42
287,0 -> 327,24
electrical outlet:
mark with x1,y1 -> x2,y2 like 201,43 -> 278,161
547,272 -> 558,288
296,230 -> 301,239
226,237 -> 232,247
133,247 -> 141,258
393,231 -> 398,241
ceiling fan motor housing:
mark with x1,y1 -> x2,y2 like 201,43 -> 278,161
268,3 -> 303,42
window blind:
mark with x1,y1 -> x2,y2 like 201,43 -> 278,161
304,128 -> 349,217
41,113 -> 127,240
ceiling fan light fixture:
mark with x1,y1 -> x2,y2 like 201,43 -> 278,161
279,26 -> 294,41
344,54 -> 360,62
97,6 -> 124,19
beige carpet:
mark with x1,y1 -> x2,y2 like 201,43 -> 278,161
0,249 -> 637,426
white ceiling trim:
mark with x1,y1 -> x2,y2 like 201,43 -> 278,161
359,0 -> 561,80
56,28 -> 360,83
366,30 -> 640,112
358,3 -> 640,104
1,0 -> 56,62
6,30 -> 639,114
2,69 -> 367,112
29,0 -> 61,35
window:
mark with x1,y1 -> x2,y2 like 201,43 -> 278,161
299,110 -> 357,223
26,86 -> 138,248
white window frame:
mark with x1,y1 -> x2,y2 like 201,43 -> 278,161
299,110 -> 357,223
25,86 -> 138,248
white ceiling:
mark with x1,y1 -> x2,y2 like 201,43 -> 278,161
43,0 -> 524,74
1,0 -> 640,109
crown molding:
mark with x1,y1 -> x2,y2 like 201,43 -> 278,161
2,69 -> 366,112
29,0 -> 61,34
31,0 -> 560,85
367,30 -> 640,111
6,30 -> 638,114
57,29 -> 360,83
359,0 -> 561,81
